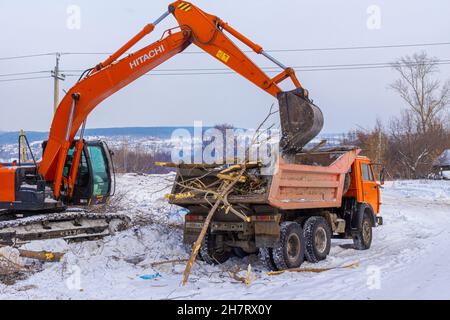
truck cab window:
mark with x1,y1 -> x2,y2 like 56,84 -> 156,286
361,163 -> 374,181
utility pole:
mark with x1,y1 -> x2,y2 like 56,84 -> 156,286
51,53 -> 66,113
19,129 -> 28,163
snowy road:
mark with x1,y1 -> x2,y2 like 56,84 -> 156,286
1,175 -> 449,300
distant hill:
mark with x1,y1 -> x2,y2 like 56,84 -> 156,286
0,127 -> 344,146
0,127 -> 206,145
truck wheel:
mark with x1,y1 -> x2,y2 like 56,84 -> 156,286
353,211 -> 373,250
259,247 -> 278,271
200,233 -> 231,265
303,216 -> 331,263
272,222 -> 305,270
233,247 -> 249,259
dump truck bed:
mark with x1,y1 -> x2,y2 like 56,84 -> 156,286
268,148 -> 359,210
169,148 -> 360,211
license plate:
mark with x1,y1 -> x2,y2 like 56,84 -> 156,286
185,222 -> 204,229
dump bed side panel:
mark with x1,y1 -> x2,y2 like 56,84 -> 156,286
268,149 -> 359,210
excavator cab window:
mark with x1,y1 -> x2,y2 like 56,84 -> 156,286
61,140 -> 113,205
63,147 -> 90,188
86,144 -> 110,197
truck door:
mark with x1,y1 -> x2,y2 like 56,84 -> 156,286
360,162 -> 380,214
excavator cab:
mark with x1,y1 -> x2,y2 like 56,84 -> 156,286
61,140 -> 114,206
0,139 -> 124,245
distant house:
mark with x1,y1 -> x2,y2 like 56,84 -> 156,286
433,150 -> 450,179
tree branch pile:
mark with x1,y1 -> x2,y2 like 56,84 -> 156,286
161,161 -> 268,205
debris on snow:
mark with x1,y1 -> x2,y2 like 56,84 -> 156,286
139,273 -> 162,281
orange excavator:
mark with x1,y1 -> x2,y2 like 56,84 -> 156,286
0,1 -> 323,244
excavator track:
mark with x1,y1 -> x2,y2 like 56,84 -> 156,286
0,210 -> 131,246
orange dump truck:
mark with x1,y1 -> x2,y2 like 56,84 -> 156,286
169,147 -> 383,270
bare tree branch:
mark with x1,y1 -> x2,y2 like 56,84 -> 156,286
390,52 -> 450,133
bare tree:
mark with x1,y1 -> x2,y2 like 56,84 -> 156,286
390,52 -> 450,134
388,111 -> 448,178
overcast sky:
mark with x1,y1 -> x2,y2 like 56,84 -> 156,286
0,0 -> 449,133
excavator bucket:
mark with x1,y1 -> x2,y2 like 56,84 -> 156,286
278,89 -> 324,154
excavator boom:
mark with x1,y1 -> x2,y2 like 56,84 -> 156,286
38,1 -> 324,201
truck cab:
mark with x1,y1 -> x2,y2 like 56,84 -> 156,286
346,156 -> 383,215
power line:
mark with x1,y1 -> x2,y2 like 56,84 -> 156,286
0,53 -> 57,61
2,41 -> 450,61
60,59 -> 450,75
3,59 -> 450,82
260,41 -> 450,53
0,76 -> 52,83
4,58 -> 450,79
298,62 -> 450,72
60,61 -> 450,78
60,41 -> 450,56
0,71 -> 50,78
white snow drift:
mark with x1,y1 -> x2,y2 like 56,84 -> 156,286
0,175 -> 449,300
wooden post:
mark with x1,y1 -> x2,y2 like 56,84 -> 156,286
181,168 -> 246,286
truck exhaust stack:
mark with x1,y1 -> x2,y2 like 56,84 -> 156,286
278,89 -> 324,154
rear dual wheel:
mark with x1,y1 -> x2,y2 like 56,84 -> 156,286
199,233 -> 231,265
260,222 -> 306,271
303,216 -> 332,263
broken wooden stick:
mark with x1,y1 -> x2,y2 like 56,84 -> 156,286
229,264 -> 253,286
155,162 -> 220,169
17,249 -> 64,263
150,258 -> 189,268
0,245 -> 64,263
267,261 -> 360,276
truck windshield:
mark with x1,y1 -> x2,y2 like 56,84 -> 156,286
87,145 -> 110,196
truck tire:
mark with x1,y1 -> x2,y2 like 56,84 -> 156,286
353,210 -> 373,250
233,247 -> 249,259
303,216 -> 331,263
200,233 -> 231,265
272,222 -> 305,270
259,247 -> 278,271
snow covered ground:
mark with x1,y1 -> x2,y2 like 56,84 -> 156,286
1,175 -> 449,300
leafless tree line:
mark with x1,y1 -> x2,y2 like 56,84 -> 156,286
344,52 -> 450,179
112,144 -> 173,174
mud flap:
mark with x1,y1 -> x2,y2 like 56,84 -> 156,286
278,88 -> 324,154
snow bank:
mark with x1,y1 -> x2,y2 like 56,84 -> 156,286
385,180 -> 450,201
1,175 -> 449,300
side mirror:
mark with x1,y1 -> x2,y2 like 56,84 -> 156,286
370,163 -> 385,185
380,167 -> 385,185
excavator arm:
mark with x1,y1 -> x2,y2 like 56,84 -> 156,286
39,0 -> 324,200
